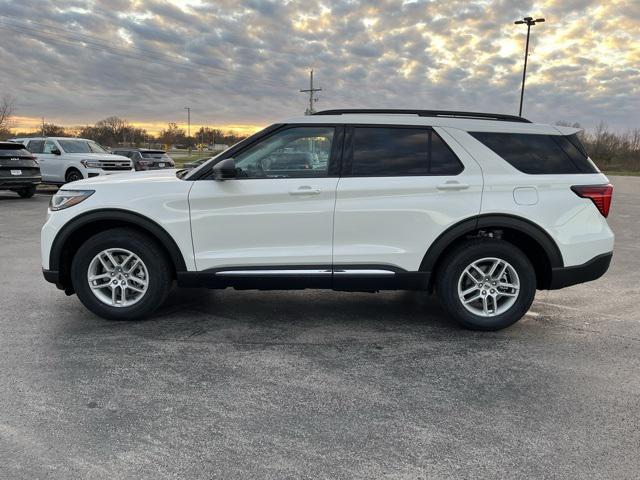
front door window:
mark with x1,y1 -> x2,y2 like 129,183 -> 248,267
233,127 -> 334,179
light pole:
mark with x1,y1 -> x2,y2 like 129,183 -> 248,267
514,16 -> 545,117
184,106 -> 191,156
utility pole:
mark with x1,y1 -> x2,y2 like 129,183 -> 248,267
184,106 -> 191,156
41,117 -> 45,137
514,16 -> 545,117
300,69 -> 322,115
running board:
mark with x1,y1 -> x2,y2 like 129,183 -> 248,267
177,267 -> 429,292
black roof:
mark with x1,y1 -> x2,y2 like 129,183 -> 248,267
312,109 -> 531,123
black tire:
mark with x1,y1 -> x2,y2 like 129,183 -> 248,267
65,168 -> 83,183
71,228 -> 173,320
436,239 -> 536,331
17,185 -> 36,198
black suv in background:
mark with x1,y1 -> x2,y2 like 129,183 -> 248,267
110,148 -> 175,171
0,142 -> 41,198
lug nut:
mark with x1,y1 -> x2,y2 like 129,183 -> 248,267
482,290 -> 486,295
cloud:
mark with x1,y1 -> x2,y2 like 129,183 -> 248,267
0,0 -> 637,132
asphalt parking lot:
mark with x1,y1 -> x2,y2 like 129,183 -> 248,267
1,176 -> 638,479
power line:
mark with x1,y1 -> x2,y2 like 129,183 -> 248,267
299,69 -> 321,115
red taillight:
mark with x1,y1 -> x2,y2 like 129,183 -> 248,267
571,184 -> 613,217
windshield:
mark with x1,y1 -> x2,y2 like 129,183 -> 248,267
58,139 -> 108,154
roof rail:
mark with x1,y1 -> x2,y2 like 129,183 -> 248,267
312,109 -> 531,123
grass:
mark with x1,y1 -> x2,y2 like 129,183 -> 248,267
602,170 -> 640,177
172,154 -> 214,168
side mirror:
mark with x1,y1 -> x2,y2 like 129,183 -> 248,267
51,148 -> 61,155
212,158 -> 237,181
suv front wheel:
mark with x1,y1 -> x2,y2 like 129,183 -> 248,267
71,228 -> 172,320
436,239 -> 536,331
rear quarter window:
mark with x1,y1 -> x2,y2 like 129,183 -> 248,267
469,132 -> 598,174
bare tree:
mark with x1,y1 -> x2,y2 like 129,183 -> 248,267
0,95 -> 16,138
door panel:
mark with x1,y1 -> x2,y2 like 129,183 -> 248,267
333,126 -> 483,271
189,178 -> 339,270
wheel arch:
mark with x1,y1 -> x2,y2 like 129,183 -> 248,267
65,166 -> 83,181
50,209 -> 187,293
421,214 -> 564,291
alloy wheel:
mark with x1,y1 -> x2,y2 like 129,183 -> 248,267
457,257 -> 520,317
87,248 -> 149,307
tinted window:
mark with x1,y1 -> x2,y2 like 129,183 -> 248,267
234,126 -> 333,179
27,140 -> 44,153
351,128 -> 462,176
470,132 -> 598,174
430,132 -> 464,175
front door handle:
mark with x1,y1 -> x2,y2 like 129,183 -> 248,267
289,186 -> 322,195
436,181 -> 469,191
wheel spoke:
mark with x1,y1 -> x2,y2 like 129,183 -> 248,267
126,259 -> 141,274
463,293 -> 482,304
111,286 -> 117,305
89,273 -> 110,282
121,253 -> 134,270
461,285 -> 479,297
497,290 -> 518,298
128,275 -> 147,286
498,282 -> 518,289
481,296 -> 489,315
105,251 -> 119,269
488,260 -> 501,277
121,286 -> 127,304
470,264 -> 486,278
98,255 -> 111,271
494,262 -> 508,280
127,284 -> 144,293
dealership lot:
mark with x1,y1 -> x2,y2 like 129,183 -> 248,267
0,177 -> 638,478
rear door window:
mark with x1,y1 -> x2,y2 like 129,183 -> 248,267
27,140 -> 44,153
470,132 -> 598,174
349,127 -> 463,176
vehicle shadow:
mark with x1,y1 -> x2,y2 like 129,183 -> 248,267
82,287 -> 479,344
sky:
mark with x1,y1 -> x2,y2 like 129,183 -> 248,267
0,0 -> 638,135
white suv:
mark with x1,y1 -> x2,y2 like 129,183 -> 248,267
41,110 -> 614,330
15,137 -> 133,184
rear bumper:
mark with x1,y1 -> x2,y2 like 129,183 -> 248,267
0,176 -> 41,188
549,252 -> 612,289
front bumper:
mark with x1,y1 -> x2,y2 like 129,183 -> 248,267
549,252 -> 613,289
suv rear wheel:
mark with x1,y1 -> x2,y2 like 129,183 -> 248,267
71,228 -> 172,320
436,239 -> 536,330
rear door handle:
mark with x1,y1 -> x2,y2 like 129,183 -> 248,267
436,181 -> 469,191
289,186 -> 322,195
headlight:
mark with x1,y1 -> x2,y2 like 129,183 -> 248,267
81,160 -> 102,168
50,190 -> 94,211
